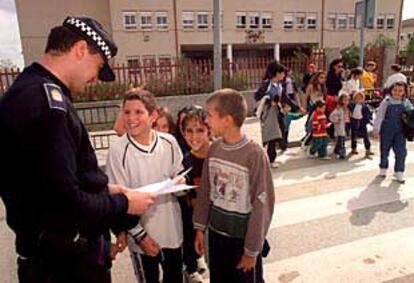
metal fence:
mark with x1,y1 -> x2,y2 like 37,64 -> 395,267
0,52 -> 325,99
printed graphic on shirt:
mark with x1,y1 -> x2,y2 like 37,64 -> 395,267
209,157 -> 252,214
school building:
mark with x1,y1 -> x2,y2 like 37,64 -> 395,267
15,0 -> 403,67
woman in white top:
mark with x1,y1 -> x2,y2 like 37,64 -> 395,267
340,67 -> 364,97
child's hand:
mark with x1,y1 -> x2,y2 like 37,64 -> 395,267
116,231 -> 128,252
139,235 -> 160,257
110,243 -> 119,260
237,254 -> 257,272
194,230 -> 205,255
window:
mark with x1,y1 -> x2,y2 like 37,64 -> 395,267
158,56 -> 172,73
284,13 -> 293,29
376,15 -> 384,29
182,12 -> 194,29
143,56 -> 156,74
261,13 -> 272,29
386,14 -> 395,29
127,56 -> 140,68
197,12 -> 209,29
296,13 -> 305,29
337,14 -> 347,30
123,12 -> 137,30
249,12 -> 260,29
328,14 -> 336,30
348,14 -> 355,29
140,12 -> 152,30
307,13 -> 317,29
236,12 -> 247,28
127,56 -> 141,75
156,12 -> 168,29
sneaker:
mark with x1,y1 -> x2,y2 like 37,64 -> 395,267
187,272 -> 204,283
307,147 -> 316,158
351,150 -> 359,155
320,156 -> 332,160
394,172 -> 406,184
270,162 -> 279,168
378,168 -> 387,178
365,150 -> 374,157
197,257 -> 208,275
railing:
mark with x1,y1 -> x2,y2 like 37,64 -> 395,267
1,53 -> 325,98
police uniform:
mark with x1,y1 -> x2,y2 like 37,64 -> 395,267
0,17 -> 137,283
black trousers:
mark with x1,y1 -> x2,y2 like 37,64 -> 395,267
209,230 -> 255,283
139,248 -> 183,283
17,251 -> 111,283
179,197 -> 199,273
265,138 -> 285,163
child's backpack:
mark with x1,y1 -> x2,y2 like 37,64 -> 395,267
402,109 -> 414,141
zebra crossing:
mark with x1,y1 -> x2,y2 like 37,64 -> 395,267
263,143 -> 414,283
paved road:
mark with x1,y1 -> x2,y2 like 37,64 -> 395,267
2,117 -> 414,282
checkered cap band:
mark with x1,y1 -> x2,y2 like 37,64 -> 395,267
65,17 -> 112,60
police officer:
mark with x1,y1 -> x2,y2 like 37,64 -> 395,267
0,16 -> 155,283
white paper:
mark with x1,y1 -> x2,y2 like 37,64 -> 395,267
133,173 -> 196,195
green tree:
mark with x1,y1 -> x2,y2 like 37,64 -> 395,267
367,34 -> 396,48
406,38 -> 414,57
340,43 -> 360,69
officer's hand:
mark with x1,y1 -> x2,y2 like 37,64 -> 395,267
139,235 -> 160,257
194,230 -> 205,256
125,191 -> 155,215
116,231 -> 128,252
108,183 -> 129,194
373,132 -> 380,140
237,254 -> 257,272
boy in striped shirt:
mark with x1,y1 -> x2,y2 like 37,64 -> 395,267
309,100 -> 331,159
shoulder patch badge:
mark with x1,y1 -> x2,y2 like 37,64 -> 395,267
43,83 -> 67,112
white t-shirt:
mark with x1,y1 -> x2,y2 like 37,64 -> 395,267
106,130 -> 183,252
352,104 -> 363,119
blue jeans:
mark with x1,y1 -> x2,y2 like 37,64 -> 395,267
334,136 -> 346,158
380,131 -> 407,172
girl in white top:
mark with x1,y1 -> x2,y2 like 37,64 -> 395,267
106,88 -> 184,283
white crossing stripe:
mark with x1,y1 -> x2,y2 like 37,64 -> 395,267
270,176 -> 414,229
264,227 -> 414,283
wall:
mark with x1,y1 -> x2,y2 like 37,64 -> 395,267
15,0 -> 112,64
75,91 -> 256,130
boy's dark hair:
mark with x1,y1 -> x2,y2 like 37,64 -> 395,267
45,26 -> 99,56
207,88 -> 247,128
390,64 -> 402,72
122,88 -> 157,113
263,61 -> 287,80
156,106 -> 176,134
314,100 -> 326,109
182,106 -> 208,131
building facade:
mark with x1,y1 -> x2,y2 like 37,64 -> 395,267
15,0 -> 403,67
400,18 -> 414,52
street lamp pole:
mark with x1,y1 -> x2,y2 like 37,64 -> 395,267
213,0 -> 222,90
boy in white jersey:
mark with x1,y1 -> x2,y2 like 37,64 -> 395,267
106,88 -> 183,283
